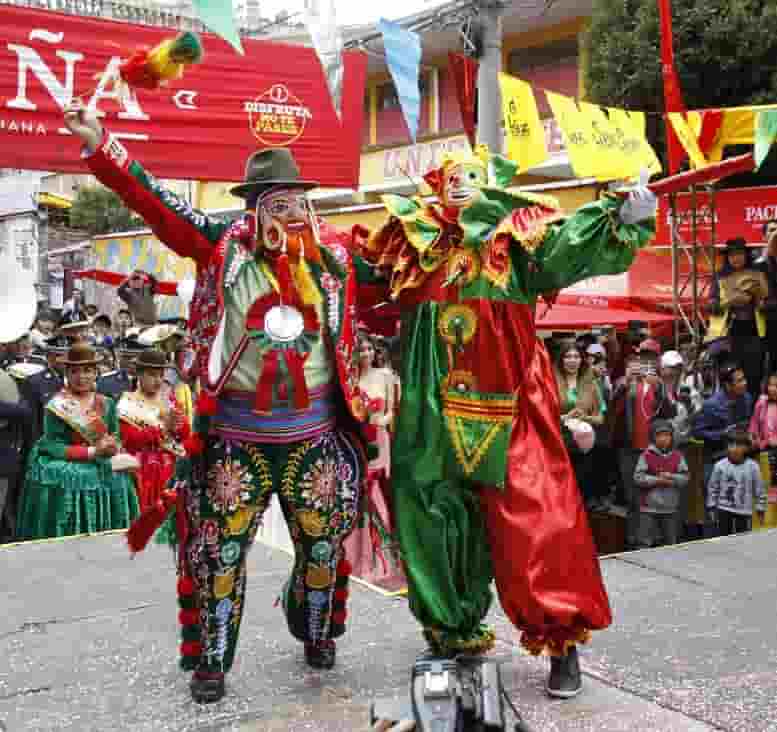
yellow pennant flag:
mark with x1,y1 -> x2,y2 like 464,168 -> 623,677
545,91 -> 596,178
578,102 -> 623,180
499,72 -> 548,173
607,108 -> 662,177
668,112 -> 708,169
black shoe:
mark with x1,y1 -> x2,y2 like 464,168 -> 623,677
305,640 -> 336,669
546,646 -> 582,699
190,672 -> 225,704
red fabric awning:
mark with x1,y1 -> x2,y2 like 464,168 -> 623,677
536,302 -> 676,333
556,248 -> 711,311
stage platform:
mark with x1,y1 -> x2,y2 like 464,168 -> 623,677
3,528 -> 777,731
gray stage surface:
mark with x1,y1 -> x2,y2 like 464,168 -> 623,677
2,528 -> 777,732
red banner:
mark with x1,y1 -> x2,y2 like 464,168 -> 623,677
655,186 -> 777,246
0,6 -> 367,185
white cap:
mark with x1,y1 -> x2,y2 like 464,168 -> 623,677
586,343 -> 606,357
661,350 -> 684,368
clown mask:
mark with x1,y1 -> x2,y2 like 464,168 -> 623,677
441,162 -> 487,209
256,187 -> 317,257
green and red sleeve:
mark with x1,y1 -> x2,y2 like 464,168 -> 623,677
84,133 -> 228,267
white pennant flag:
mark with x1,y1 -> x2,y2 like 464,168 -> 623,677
304,0 -> 344,118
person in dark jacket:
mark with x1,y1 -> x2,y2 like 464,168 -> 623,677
0,395 -> 33,542
692,362 -> 753,490
97,337 -> 145,400
18,338 -> 66,442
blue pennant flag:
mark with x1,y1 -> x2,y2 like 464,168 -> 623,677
378,19 -> 422,142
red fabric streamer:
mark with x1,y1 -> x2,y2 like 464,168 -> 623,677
283,350 -> 311,410
448,52 -> 478,149
657,0 -> 688,173
333,588 -> 348,601
337,558 -> 352,576
332,610 -> 347,624
254,349 -> 280,414
73,269 -> 178,296
127,489 -> 177,553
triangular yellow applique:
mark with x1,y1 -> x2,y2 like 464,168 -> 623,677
446,414 -> 508,476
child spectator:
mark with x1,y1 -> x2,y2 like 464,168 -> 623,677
707,429 -> 766,536
634,420 -> 688,548
749,372 -> 777,503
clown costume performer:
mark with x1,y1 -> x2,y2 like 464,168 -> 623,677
361,150 -> 656,698
63,101 -> 372,704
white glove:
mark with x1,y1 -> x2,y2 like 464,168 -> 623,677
619,186 -> 657,225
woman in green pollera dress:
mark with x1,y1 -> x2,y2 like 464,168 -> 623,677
17,343 -> 139,540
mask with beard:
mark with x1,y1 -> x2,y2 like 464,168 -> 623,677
256,187 -> 320,261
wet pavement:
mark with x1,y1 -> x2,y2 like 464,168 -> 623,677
2,529 -> 777,731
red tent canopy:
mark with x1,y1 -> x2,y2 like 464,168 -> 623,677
536,302 -> 676,335
555,248 -> 711,311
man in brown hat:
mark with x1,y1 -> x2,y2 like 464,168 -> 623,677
63,99 -> 372,703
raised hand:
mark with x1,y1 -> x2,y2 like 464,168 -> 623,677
63,98 -> 103,153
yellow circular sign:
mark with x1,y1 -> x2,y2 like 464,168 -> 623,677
246,84 -> 310,148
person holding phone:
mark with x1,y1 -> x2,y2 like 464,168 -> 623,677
609,343 -> 677,548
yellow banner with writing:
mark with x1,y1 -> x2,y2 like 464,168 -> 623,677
545,91 -> 596,178
499,72 -> 548,172
607,108 -> 663,177
547,91 -> 662,181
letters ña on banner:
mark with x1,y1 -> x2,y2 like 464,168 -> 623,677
546,91 -> 660,181
499,72 -> 547,173
0,6 -> 367,184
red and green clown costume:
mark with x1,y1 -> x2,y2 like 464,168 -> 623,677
84,132 -> 375,677
361,149 -> 654,657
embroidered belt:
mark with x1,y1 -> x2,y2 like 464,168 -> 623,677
213,384 -> 337,445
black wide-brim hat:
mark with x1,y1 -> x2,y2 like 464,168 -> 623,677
230,148 -> 318,200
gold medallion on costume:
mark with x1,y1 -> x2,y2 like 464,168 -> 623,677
438,304 -> 478,348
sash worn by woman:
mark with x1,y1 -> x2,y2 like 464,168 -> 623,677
118,349 -> 190,512
360,149 -> 656,698
17,344 -> 139,540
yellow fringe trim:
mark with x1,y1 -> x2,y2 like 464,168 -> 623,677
520,627 -> 592,658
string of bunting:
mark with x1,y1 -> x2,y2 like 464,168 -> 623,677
176,1 -> 777,179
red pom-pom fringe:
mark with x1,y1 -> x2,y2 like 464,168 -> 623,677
179,608 -> 199,626
332,610 -> 347,624
184,434 -> 205,456
337,558 -> 352,576
126,490 -> 177,553
180,641 -> 203,657
178,575 -> 195,596
333,588 -> 348,601
196,392 -> 218,417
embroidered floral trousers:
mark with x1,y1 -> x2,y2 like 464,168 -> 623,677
180,429 -> 363,673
